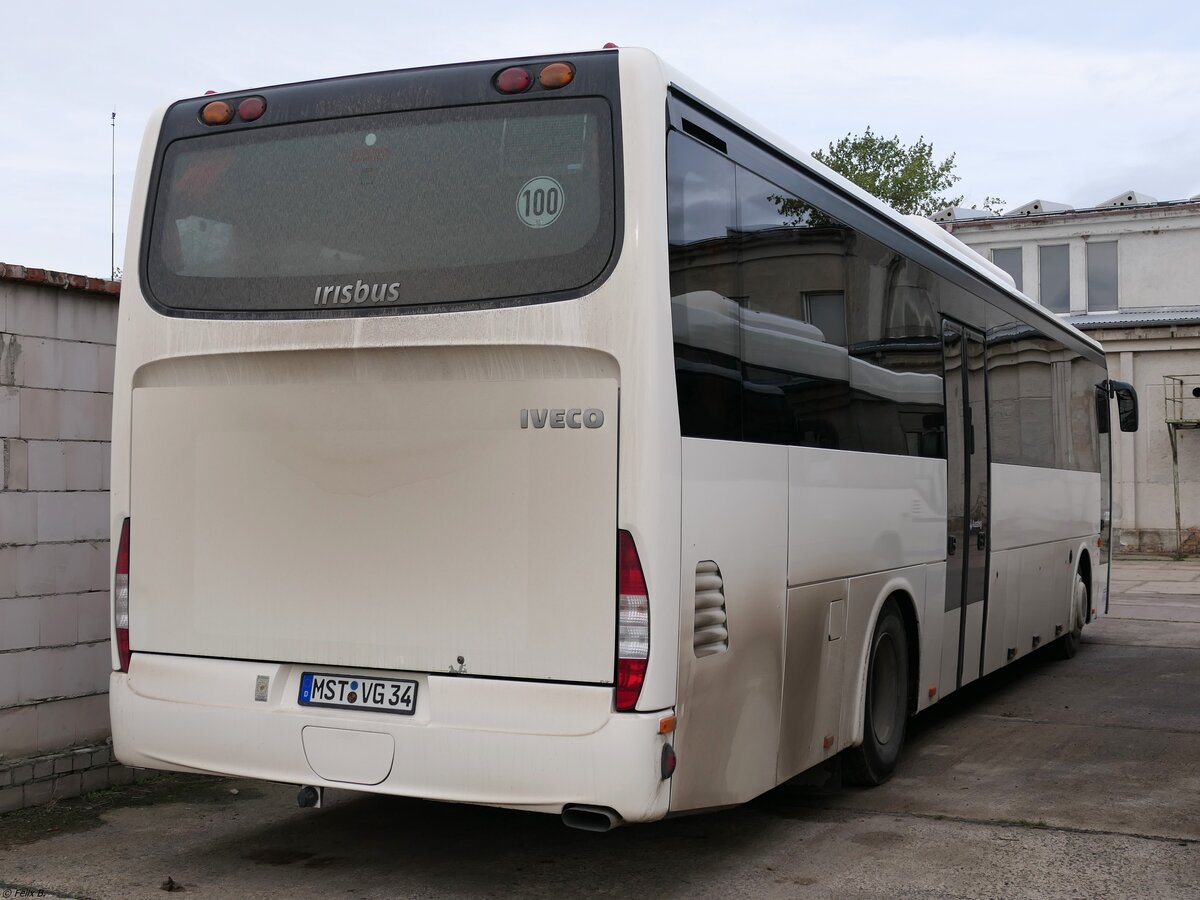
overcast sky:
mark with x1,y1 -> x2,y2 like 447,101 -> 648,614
4,0 -> 1199,278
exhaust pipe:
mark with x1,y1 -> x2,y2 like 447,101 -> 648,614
561,804 -> 622,832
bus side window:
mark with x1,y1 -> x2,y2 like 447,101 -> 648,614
668,133 -> 741,441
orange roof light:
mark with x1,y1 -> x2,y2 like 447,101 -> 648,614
538,62 -> 575,89
200,100 -> 234,126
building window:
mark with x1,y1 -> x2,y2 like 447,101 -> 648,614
1087,241 -> 1118,312
805,291 -> 847,346
1039,244 -> 1070,313
992,247 -> 1023,291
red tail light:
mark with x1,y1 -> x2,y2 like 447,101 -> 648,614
616,658 -> 647,711
237,96 -> 267,122
616,530 -> 649,711
494,66 -> 533,94
114,517 -> 131,672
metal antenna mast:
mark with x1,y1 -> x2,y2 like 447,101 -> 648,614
111,109 -> 116,279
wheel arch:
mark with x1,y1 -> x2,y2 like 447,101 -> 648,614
842,575 -> 921,751
893,591 -> 921,715
1076,545 -> 1093,624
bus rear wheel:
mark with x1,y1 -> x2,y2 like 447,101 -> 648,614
1055,571 -> 1088,659
844,599 -> 909,786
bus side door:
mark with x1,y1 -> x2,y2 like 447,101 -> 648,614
941,320 -> 990,690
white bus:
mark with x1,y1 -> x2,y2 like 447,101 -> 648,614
110,47 -> 1138,830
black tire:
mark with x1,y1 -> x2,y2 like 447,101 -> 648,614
1055,571 -> 1088,660
844,599 -> 910,786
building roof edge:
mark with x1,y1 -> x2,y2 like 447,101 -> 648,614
1064,308 -> 1200,330
0,263 -> 121,298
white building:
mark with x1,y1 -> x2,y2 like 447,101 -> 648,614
941,195 -> 1200,554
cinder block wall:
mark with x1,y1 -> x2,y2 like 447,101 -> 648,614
0,264 -> 131,812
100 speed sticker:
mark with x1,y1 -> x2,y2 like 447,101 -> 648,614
516,176 -> 564,228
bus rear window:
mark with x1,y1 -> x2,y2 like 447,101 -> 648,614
145,98 -> 617,315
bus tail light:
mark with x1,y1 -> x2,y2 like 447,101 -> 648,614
616,530 -> 648,711
494,66 -> 533,94
237,97 -> 267,122
114,517 -> 131,672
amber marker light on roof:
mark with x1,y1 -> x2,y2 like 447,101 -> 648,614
200,100 -> 234,125
538,62 -> 575,89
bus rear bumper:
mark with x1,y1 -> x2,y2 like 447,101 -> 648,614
110,654 -> 672,822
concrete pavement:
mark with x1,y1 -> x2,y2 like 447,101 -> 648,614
0,559 -> 1197,898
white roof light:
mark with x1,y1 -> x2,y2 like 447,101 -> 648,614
1004,199 -> 1074,217
1097,190 -> 1157,208
930,206 -> 995,223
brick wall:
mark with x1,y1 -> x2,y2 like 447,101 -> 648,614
0,264 -> 128,812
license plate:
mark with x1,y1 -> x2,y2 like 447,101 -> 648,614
298,672 -> 417,715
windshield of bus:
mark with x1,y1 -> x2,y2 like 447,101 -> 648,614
145,97 -> 616,315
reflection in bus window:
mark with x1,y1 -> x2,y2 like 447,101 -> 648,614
985,319 -> 1103,472
668,131 -> 945,457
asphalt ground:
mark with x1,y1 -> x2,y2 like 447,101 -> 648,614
1,559 -> 1197,899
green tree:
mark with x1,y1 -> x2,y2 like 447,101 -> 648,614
974,195 -> 1006,215
813,127 -> 963,216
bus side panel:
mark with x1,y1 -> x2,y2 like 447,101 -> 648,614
984,464 -> 1101,674
984,551 -> 1021,677
940,607 -> 962,695
918,562 -> 946,712
614,49 -> 682,714
990,464 -> 1099,549
783,448 -> 944,763
786,449 -> 946,587
777,578 -> 846,781
671,438 -> 787,813
1017,543 -> 1071,657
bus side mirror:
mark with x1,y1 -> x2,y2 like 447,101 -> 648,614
1103,380 -> 1139,432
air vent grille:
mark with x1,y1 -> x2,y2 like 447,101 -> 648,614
694,560 -> 729,657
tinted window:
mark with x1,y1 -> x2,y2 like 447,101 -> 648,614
986,318 -> 1101,472
1039,244 -> 1070,313
807,293 -> 846,347
147,99 -> 616,314
1070,357 -> 1103,471
1087,241 -> 1118,312
667,137 -> 740,441
668,132 -> 945,457
986,323 -> 1054,468
992,247 -> 1023,291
